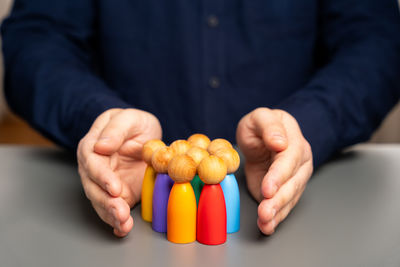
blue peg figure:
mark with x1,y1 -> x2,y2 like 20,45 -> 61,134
214,147 -> 240,233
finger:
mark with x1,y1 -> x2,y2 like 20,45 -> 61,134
94,109 -> 145,155
85,153 -> 122,197
258,163 -> 311,223
89,109 -> 122,138
257,200 -> 277,224
81,174 -> 131,226
258,190 -> 303,235
113,216 -> 134,237
114,228 -> 127,237
261,147 -> 301,198
251,108 -> 288,152
258,180 -> 296,223
77,109 -> 122,162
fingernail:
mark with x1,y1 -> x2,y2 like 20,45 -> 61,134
271,133 -> 285,140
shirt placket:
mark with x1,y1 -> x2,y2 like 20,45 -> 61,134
202,0 -> 224,133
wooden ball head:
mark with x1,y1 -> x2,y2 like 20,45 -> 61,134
188,134 -> 211,150
198,155 -> 227,184
213,148 -> 240,174
186,147 -> 209,167
168,155 -> 197,183
152,146 -> 175,173
170,140 -> 192,155
207,138 -> 233,155
142,139 -> 166,165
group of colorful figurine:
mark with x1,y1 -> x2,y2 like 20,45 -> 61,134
141,134 -> 240,245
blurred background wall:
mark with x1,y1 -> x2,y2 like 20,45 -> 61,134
0,0 -> 11,121
0,0 -> 399,146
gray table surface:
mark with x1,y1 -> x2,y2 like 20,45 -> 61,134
0,144 -> 400,267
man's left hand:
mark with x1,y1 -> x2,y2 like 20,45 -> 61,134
236,108 -> 313,234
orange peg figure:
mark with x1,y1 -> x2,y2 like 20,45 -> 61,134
197,155 -> 227,245
167,155 -> 197,244
141,139 -> 166,222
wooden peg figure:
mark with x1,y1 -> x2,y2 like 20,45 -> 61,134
170,139 -> 192,155
187,133 -> 211,150
214,148 -> 241,233
151,146 -> 175,232
167,155 -> 197,243
207,138 -> 233,155
186,146 -> 209,205
197,155 -> 227,245
141,139 -> 166,222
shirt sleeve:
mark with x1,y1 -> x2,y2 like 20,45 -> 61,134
276,0 -> 400,168
1,0 -> 131,150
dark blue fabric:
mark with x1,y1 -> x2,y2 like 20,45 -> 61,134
2,0 -> 400,167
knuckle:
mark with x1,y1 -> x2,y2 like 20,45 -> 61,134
272,109 -> 286,119
108,108 -> 123,119
251,107 -> 270,121
77,137 -> 89,162
303,139 -> 312,156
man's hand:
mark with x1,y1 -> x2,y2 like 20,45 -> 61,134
236,108 -> 313,235
77,108 -> 162,237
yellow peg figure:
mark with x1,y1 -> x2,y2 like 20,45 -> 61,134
141,139 -> 166,222
167,154 -> 197,244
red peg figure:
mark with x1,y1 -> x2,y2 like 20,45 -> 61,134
207,138 -> 233,155
141,139 -> 166,222
167,155 -> 197,243
214,148 -> 241,233
170,139 -> 192,155
188,133 -> 211,150
151,146 -> 175,233
186,147 -> 209,205
197,155 -> 228,245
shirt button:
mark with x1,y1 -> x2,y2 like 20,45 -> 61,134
209,76 -> 220,88
207,15 -> 219,28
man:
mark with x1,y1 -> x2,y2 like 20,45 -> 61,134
2,0 -> 400,237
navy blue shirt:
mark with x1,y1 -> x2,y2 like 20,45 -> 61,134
2,0 -> 400,167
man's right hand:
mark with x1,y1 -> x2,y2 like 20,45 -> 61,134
77,108 -> 162,237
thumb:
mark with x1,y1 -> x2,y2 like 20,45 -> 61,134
252,108 -> 288,152
94,109 -> 144,155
